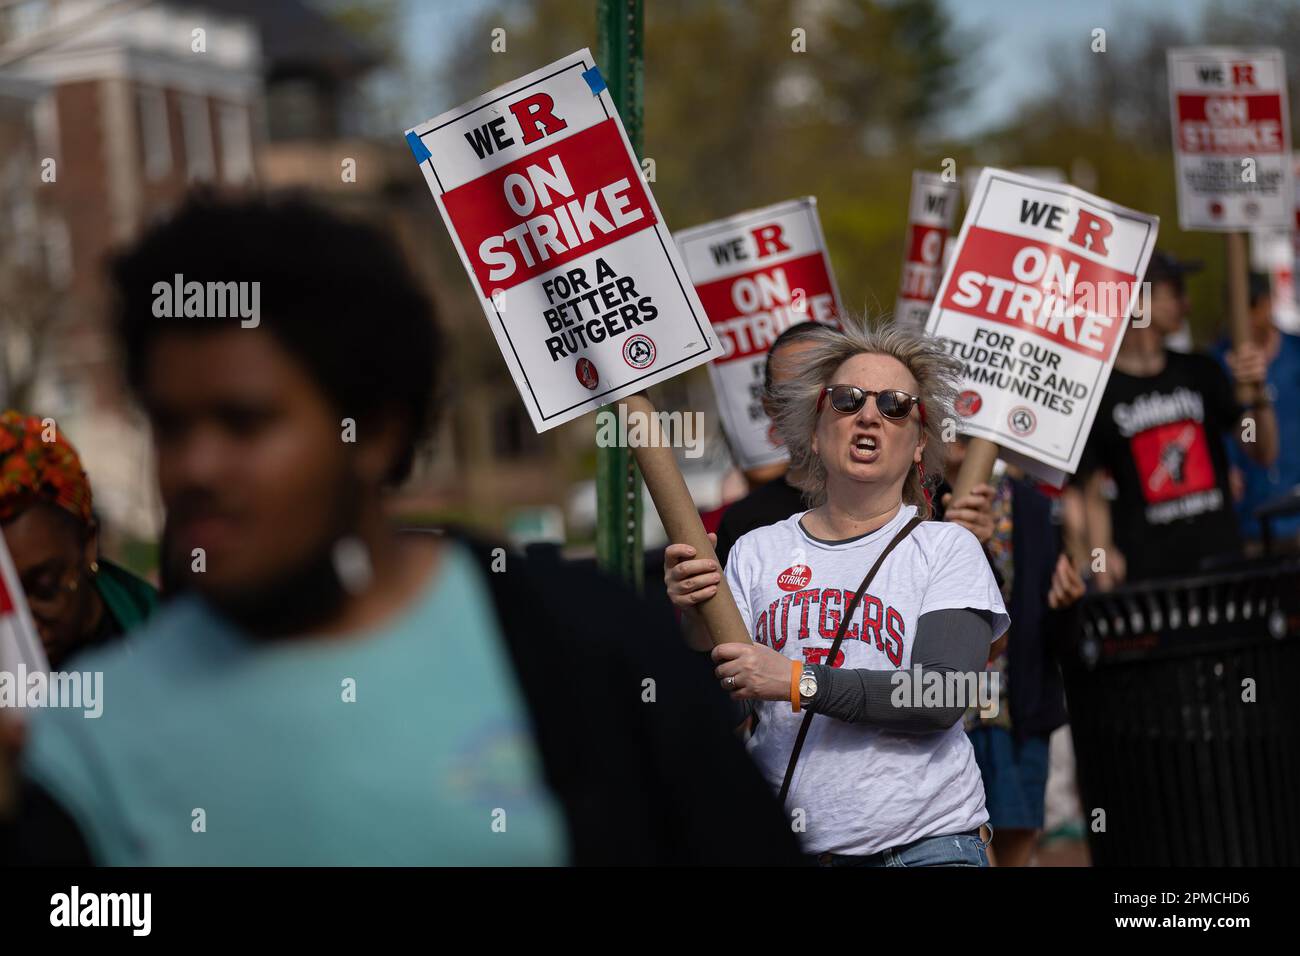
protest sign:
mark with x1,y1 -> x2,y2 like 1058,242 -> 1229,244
674,197 -> 841,470
405,49 -> 719,432
1251,228 -> 1300,334
0,529 -> 48,679
1248,153 -> 1300,334
925,168 -> 1159,487
895,172 -> 961,329
1168,47 -> 1292,231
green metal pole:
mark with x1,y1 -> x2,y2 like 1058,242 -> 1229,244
595,0 -> 645,590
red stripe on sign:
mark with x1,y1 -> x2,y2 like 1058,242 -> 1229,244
694,252 -> 838,363
1176,93 -> 1283,122
1176,93 -> 1285,154
441,119 -> 657,296
939,225 -> 1136,359
694,252 -> 836,320
905,224 -> 947,266
0,569 -> 13,614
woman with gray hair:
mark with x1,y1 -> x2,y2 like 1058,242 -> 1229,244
665,321 -> 1009,866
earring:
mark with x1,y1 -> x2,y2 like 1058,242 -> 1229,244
917,461 -> 934,510
89,560 -> 99,575
331,536 -> 373,595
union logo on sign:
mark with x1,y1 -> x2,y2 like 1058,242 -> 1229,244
1008,406 -> 1036,436
622,334 -> 656,369
955,390 -> 983,417
575,358 -> 599,390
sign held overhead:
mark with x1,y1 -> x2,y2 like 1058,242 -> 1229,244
405,49 -> 719,432
675,197 -> 842,470
925,168 -> 1159,486
1168,46 -> 1293,231
896,171 -> 961,328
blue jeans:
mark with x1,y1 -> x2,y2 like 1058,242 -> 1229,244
811,828 -> 992,867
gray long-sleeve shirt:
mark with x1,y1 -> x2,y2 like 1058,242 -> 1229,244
804,607 -> 993,732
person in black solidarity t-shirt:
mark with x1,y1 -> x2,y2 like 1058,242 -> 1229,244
1078,251 -> 1278,585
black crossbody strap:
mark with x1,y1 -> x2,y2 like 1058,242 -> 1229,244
776,514 -> 924,807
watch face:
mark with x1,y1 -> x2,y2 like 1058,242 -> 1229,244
799,675 -> 817,697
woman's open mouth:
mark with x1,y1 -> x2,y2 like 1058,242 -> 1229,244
849,434 -> 880,464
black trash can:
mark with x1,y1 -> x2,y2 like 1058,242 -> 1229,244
1059,561 -> 1300,865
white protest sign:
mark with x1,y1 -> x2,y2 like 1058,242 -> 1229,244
1282,152 -> 1300,332
405,49 -> 719,432
0,529 -> 49,681
674,198 -> 841,470
1251,224 -> 1300,334
1168,47 -> 1292,231
925,169 -> 1159,486
895,172 -> 961,328
1248,153 -> 1300,333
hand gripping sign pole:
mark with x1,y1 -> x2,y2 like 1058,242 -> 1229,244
622,393 -> 751,646
595,0 -> 645,589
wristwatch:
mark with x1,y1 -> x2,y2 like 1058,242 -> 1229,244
799,667 -> 819,708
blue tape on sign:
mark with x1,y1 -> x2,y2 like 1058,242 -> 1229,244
582,66 -> 607,95
405,131 -> 432,163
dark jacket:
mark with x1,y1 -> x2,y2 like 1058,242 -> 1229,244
455,531 -> 803,864
1005,477 -> 1069,740
934,477 -> 1069,740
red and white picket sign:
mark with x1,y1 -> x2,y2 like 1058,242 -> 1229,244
405,49 -> 719,432
674,198 -> 841,469
895,172 -> 960,328
1169,47 -> 1292,231
0,529 -> 49,679
925,168 -> 1159,486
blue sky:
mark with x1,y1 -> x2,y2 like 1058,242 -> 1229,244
941,0 -> 1209,137
403,0 -> 1213,138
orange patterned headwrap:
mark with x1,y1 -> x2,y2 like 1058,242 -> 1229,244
0,410 -> 94,527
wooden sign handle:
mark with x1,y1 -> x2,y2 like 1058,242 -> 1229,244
1225,231 -> 1259,406
621,394 -> 752,646
950,436 -> 1000,503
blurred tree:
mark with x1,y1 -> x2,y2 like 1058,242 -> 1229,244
0,245 -> 57,409
316,0 -> 404,63
0,94 -> 56,410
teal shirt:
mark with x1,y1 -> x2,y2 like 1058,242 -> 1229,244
22,542 -> 569,865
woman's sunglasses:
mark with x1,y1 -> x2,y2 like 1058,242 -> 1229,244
817,385 -> 925,424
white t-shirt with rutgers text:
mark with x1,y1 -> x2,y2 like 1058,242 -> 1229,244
724,503 -> 1010,856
